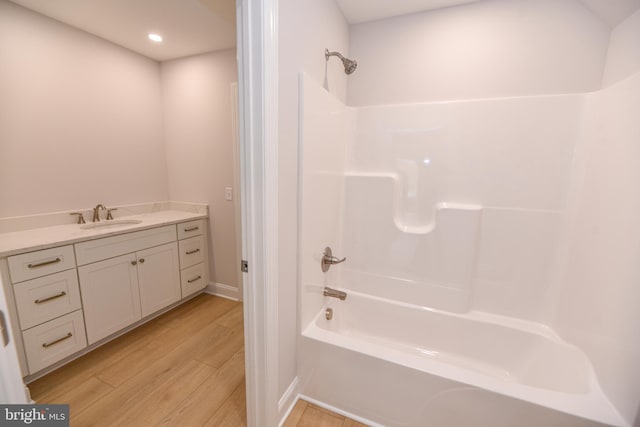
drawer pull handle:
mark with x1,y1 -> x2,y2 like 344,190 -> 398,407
184,226 -> 199,232
139,258 -> 145,263
131,261 -> 137,266
187,275 -> 202,283
28,258 -> 61,269
34,291 -> 67,304
42,332 -> 73,348
186,249 -> 200,255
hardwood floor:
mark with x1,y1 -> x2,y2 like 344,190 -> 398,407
283,400 -> 369,427
30,293 -> 365,426
29,294 -> 246,426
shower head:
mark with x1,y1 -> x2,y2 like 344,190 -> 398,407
325,49 -> 357,75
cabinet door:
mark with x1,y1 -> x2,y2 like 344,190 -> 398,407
78,254 -> 141,345
137,242 -> 180,317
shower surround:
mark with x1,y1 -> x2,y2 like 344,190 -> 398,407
297,72 -> 640,426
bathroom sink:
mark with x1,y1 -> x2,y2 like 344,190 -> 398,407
80,219 -> 142,229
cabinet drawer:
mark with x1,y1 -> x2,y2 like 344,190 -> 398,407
8,245 -> 76,283
177,219 -> 204,240
181,263 -> 206,298
13,270 -> 82,330
22,310 -> 87,374
75,225 -> 176,266
178,236 -> 204,269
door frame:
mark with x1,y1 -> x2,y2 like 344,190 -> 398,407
236,0 -> 280,425
0,277 -> 29,403
230,82 -> 243,301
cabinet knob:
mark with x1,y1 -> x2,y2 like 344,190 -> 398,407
139,258 -> 145,263
131,261 -> 137,266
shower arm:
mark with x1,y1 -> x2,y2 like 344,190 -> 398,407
325,49 -> 346,61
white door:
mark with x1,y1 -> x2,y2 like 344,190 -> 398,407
0,278 -> 28,403
136,242 -> 180,317
78,253 -> 142,344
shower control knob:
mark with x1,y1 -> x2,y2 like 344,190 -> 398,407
321,246 -> 346,272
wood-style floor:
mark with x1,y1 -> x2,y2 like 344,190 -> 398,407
29,293 -> 365,426
284,400 -> 369,427
29,294 -> 246,426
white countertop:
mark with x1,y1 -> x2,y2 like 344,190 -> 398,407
0,210 -> 207,257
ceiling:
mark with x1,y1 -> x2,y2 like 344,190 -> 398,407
336,0 -> 481,24
336,0 -> 640,27
9,0 -> 639,62
9,0 -> 236,61
578,0 -> 640,26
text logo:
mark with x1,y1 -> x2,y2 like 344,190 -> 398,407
1,405 -> 69,426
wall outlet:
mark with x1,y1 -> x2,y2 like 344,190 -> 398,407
225,187 -> 233,201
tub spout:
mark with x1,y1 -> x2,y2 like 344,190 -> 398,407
324,287 -> 347,301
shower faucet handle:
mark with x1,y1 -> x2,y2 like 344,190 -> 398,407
321,246 -> 346,272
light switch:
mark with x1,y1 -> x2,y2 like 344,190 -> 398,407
225,187 -> 233,201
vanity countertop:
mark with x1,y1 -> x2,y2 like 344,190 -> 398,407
0,210 -> 207,257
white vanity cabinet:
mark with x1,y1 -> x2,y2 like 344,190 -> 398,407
75,226 -> 181,345
177,220 -> 207,297
0,213 -> 208,378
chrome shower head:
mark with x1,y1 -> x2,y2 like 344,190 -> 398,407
325,49 -> 358,75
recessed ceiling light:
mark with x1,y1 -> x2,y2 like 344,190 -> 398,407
148,33 -> 163,43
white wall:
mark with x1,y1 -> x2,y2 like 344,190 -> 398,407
348,0 -> 610,105
602,7 -> 640,87
278,0 -> 349,402
0,1 -> 239,291
0,0 -> 168,217
161,49 -> 239,291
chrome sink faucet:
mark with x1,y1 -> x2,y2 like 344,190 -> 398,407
324,287 -> 347,301
92,204 -> 106,222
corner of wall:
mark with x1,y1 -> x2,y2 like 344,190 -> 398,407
601,7 -> 640,88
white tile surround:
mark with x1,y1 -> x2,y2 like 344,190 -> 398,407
0,202 -> 208,256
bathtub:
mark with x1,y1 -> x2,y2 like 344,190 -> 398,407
300,290 -> 626,427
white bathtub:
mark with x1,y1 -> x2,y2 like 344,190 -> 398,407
301,291 -> 626,427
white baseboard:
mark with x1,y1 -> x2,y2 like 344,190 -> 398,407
205,282 -> 240,301
278,377 -> 300,427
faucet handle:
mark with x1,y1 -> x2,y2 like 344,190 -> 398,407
106,208 -> 118,220
321,246 -> 346,272
70,212 -> 86,224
